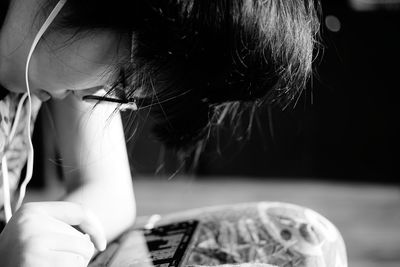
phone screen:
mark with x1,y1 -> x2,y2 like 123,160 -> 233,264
104,220 -> 199,267
143,220 -> 199,267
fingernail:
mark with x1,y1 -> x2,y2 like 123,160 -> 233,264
99,240 -> 107,251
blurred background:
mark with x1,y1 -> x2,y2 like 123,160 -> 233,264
31,0 -> 399,267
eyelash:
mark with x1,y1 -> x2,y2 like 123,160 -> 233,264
109,68 -> 128,93
81,68 -> 135,106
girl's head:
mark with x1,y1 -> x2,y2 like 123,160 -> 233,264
0,0 -> 320,155
0,0 -> 130,100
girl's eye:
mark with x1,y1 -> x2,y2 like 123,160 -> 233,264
112,86 -> 128,99
72,86 -> 106,100
84,86 -> 106,96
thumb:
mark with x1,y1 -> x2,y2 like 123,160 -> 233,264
28,201 -> 107,251
77,207 -> 107,251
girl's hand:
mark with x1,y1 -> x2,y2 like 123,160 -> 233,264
0,201 -> 107,267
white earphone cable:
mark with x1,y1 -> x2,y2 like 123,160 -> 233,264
9,93 -> 28,141
15,0 -> 68,211
2,93 -> 29,222
2,156 -> 12,222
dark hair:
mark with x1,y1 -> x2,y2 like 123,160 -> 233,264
49,0 -> 320,164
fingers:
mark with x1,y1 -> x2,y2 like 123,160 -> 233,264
22,234 -> 94,267
76,208 -> 107,252
41,233 -> 95,261
34,215 -> 87,239
49,251 -> 89,267
22,202 -> 107,251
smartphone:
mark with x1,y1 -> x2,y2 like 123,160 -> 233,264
106,220 -> 199,267
143,220 -> 199,267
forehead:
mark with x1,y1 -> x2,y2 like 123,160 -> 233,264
40,29 -> 131,87
1,0 -> 130,75
44,29 -> 130,65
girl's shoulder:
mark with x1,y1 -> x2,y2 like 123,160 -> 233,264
1,91 -> 42,225
0,91 -> 42,154
0,90 -> 14,153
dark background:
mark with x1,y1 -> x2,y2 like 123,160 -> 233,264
126,0 -> 399,182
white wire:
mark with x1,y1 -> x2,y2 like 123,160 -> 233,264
15,0 -> 68,210
2,156 -> 12,222
1,94 -> 28,223
8,93 -> 28,142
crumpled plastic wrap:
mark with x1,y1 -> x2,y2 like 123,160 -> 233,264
185,202 -> 347,267
89,202 -> 347,267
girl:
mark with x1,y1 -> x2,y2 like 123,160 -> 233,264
0,0 -> 320,266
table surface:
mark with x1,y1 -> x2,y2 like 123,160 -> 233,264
26,177 -> 400,267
